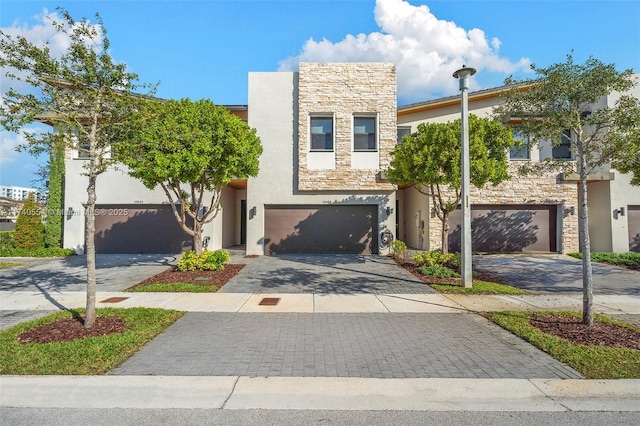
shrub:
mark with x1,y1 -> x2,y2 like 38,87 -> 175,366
419,264 -> 461,279
569,252 -> 640,268
176,249 -> 230,272
13,194 -> 44,250
412,250 -> 461,270
0,231 -> 14,250
390,240 -> 407,260
0,247 -> 76,257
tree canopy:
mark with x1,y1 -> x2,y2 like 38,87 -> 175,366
388,114 -> 515,254
496,53 -> 640,326
0,8 -> 153,327
116,98 -> 263,254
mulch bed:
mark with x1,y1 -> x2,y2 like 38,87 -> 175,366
394,257 -> 505,285
529,314 -> 640,351
17,316 -> 127,344
126,264 -> 245,290
394,255 -> 640,350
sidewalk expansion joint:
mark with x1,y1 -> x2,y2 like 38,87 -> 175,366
221,376 -> 240,409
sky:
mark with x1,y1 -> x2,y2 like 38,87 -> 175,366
1,0 -> 639,188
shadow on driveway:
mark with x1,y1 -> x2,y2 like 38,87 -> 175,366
0,254 -> 177,292
219,254 -> 435,294
473,254 -> 640,295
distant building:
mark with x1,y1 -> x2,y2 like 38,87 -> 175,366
0,185 -> 47,203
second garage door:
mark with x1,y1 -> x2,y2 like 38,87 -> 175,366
94,204 -> 192,254
448,204 -> 558,253
264,205 -> 378,254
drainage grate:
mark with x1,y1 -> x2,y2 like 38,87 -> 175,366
100,297 -> 129,303
259,297 -> 280,306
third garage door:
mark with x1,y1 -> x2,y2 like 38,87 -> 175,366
448,204 -> 558,253
264,205 -> 378,254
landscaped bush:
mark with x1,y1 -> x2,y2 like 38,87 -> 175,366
390,239 -> 407,260
0,231 -> 14,250
419,264 -> 461,279
412,250 -> 461,270
0,247 -> 76,258
568,252 -> 640,269
176,249 -> 230,272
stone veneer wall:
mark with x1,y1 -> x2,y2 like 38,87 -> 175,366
427,163 -> 579,252
297,63 -> 397,191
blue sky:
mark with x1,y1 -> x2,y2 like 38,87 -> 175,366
1,0 -> 639,188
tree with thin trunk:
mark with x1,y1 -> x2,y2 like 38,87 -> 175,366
388,115 -> 515,254
496,54 -> 640,326
116,98 -> 262,254
0,8 -> 153,327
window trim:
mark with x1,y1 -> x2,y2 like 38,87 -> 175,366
353,113 -> 378,152
552,129 -> 573,160
397,126 -> 411,145
309,113 -> 335,152
509,130 -> 530,160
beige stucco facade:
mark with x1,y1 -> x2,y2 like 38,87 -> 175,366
60,64 -> 638,255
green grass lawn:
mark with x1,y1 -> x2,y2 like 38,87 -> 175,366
431,280 -> 528,295
0,261 -> 24,269
489,311 -> 640,379
126,282 -> 219,293
0,308 -> 184,375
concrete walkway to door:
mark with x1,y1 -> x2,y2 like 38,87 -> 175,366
218,254 -> 436,294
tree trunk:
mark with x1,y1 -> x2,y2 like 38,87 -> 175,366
192,220 -> 203,255
84,174 -> 97,328
193,234 -> 203,255
578,152 -> 594,326
441,211 -> 450,255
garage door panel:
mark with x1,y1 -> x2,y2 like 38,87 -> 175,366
95,205 -> 192,253
629,205 -> 640,253
265,206 -> 378,255
449,205 -> 557,253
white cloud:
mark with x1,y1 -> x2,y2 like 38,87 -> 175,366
0,129 -> 29,166
279,0 -> 531,103
1,9 -> 103,94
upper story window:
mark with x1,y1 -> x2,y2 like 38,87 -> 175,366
509,130 -> 530,160
353,116 -> 377,151
76,142 -> 90,159
552,129 -> 572,159
310,115 -> 334,151
397,127 -> 411,145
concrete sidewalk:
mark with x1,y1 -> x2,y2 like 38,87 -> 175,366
1,290 -> 639,411
1,290 -> 639,317
2,376 -> 639,411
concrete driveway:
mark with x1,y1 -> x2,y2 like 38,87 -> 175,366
0,254 -> 177,292
219,254 -> 435,294
473,253 -> 640,295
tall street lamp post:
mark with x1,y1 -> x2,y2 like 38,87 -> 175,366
453,65 -> 476,288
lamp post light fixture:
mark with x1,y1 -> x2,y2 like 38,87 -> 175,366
453,65 -> 476,288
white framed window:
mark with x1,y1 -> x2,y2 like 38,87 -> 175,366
553,129 -> 573,159
397,127 -> 411,145
310,115 -> 334,151
353,115 -> 378,151
509,130 -> 530,160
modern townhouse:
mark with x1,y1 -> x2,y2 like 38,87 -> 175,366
60,63 -> 639,255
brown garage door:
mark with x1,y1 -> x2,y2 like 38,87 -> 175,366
629,205 -> 640,252
94,204 -> 192,253
264,205 -> 378,254
448,204 -> 557,253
